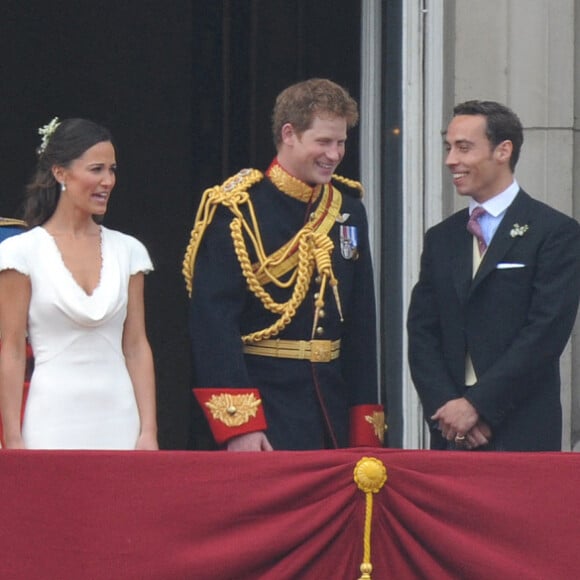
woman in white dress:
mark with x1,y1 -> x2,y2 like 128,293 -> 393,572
0,117 -> 158,450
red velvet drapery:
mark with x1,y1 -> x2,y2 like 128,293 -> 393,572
0,449 -> 578,579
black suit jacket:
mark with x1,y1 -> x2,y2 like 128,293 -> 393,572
407,190 -> 580,450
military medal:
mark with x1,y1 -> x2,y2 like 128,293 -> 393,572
340,225 -> 358,260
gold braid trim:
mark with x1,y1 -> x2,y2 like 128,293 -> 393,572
182,168 -> 264,296
332,173 -> 364,198
267,162 -> 322,203
234,223 -> 345,343
253,184 -> 342,286
234,223 -> 317,343
182,167 -> 345,343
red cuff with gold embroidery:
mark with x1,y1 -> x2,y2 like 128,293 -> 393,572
349,404 -> 386,447
193,388 -> 268,446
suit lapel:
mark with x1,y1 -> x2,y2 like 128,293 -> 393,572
452,209 -> 474,306
469,190 -> 533,296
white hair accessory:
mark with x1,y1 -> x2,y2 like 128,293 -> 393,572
37,117 -> 61,155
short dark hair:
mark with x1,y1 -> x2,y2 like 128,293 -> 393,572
453,100 -> 523,171
271,78 -> 358,148
23,118 -> 113,226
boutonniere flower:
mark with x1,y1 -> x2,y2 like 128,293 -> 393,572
510,223 -> 529,238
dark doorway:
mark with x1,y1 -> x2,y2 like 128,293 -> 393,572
1,0 -> 362,449
192,0 -> 362,191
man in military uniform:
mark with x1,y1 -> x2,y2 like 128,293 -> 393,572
183,78 -> 385,451
0,217 -> 32,445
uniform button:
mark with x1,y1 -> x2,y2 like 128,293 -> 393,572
314,293 -> 320,299
227,406 -> 237,415
315,326 -> 324,336
318,309 -> 326,318
315,276 -> 321,284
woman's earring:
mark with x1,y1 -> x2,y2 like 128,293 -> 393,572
61,182 -> 67,192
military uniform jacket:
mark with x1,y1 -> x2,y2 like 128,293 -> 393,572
185,163 -> 384,450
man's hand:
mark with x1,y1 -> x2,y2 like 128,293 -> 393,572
465,419 -> 492,450
227,431 -> 273,452
431,398 -> 479,441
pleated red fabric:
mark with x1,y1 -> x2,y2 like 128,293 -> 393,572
0,449 -> 578,579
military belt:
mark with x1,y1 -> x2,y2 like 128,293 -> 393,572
243,339 -> 340,363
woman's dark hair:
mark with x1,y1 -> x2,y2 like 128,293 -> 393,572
23,118 -> 113,227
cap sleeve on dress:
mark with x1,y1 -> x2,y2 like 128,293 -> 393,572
0,234 -> 30,276
129,237 -> 154,275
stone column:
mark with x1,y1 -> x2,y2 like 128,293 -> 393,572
452,0 -> 577,449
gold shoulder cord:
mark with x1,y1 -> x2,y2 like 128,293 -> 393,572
332,174 -> 364,198
182,170 -> 348,344
182,168 -> 263,296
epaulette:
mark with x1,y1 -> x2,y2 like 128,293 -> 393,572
0,217 -> 26,228
183,169 -> 264,296
219,168 -> 264,195
332,174 -> 364,198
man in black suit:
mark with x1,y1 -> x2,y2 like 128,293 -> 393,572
407,100 -> 580,451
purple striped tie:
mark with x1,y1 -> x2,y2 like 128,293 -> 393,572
467,206 -> 487,255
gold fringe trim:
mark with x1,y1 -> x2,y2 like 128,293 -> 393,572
354,457 -> 387,580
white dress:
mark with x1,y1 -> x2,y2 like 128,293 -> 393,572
0,226 -> 153,449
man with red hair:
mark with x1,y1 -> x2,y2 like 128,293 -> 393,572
183,79 -> 385,451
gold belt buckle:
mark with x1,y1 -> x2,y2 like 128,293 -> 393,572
310,340 -> 332,362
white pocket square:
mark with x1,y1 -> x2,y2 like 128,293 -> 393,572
496,262 -> 525,269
